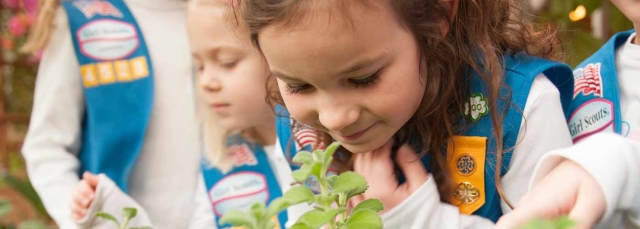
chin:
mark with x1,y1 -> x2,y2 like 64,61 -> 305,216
339,138 -> 389,154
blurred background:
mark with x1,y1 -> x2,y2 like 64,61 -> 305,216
0,0 -> 633,228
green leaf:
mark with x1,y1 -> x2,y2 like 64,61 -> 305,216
333,172 -> 368,199
323,142 -> 341,165
250,202 -> 267,219
315,193 -> 337,207
518,216 -> 576,229
282,185 -> 315,205
122,207 -> 137,221
289,222 -> 314,229
96,212 -> 121,228
345,209 -> 382,229
292,151 -> 314,165
352,199 -> 384,214
2,174 -> 48,218
0,199 -> 13,218
312,149 -> 324,162
18,220 -> 50,229
264,219 -> 277,229
297,208 -> 341,228
220,209 -> 257,229
266,198 -> 291,218
309,162 -> 323,179
326,175 -> 338,189
292,162 -> 322,183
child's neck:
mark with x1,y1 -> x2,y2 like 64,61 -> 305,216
243,122 -> 276,146
126,0 -> 185,10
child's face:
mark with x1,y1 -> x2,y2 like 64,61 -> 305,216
258,3 -> 425,153
611,0 -> 640,26
188,4 -> 273,132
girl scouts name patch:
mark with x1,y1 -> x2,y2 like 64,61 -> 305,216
569,98 -> 614,142
77,19 -> 139,61
210,172 -> 269,217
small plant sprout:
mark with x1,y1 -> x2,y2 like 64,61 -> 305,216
220,142 -> 384,229
95,207 -> 152,229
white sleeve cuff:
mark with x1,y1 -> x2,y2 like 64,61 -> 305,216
530,133 -> 640,228
75,174 -> 155,229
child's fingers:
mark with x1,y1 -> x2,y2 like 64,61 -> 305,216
74,181 -> 95,207
495,200 -> 558,229
83,172 -> 100,189
567,177 -> 606,229
395,144 -> 428,190
69,201 -> 87,221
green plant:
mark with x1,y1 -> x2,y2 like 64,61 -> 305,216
95,207 -> 152,229
220,142 -> 383,229
519,216 -> 576,229
0,198 -> 51,229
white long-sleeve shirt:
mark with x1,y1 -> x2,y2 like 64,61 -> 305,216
21,0 -> 214,228
269,74 -> 572,228
369,74 -> 573,228
528,32 -> 640,229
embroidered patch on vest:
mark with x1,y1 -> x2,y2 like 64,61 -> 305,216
210,172 -> 269,217
78,19 -> 140,61
229,144 -> 258,167
448,136 -> 486,214
573,63 -> 603,98
73,1 -> 123,19
292,123 -> 326,151
464,93 -> 489,122
568,98 -> 614,142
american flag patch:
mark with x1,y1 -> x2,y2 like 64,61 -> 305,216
293,123 -> 325,151
229,144 -> 257,167
73,1 -> 123,19
573,63 -> 603,98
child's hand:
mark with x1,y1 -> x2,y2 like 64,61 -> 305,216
350,140 -> 429,213
496,160 -> 605,229
70,172 -> 100,221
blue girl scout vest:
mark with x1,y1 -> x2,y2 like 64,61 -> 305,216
569,29 -> 635,142
62,0 -> 154,193
275,53 -> 574,223
201,135 -> 288,229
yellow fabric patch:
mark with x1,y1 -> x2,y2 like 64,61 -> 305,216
114,60 -> 132,82
80,64 -> 99,88
130,56 -> 149,79
447,136 -> 487,214
96,62 -> 116,84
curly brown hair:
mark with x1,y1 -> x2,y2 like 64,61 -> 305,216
235,0 -> 563,207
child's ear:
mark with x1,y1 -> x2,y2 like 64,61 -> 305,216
438,0 -> 459,36
445,0 -> 459,21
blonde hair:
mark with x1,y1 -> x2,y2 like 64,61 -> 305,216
22,0 -> 60,53
190,0 -> 246,172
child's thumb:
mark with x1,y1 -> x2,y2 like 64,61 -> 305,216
83,172 -> 100,189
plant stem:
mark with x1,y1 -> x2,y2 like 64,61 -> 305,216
339,195 -> 347,223
318,171 -> 335,229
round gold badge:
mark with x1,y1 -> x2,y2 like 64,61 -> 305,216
456,154 -> 477,176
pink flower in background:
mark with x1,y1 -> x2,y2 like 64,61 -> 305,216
1,0 -> 19,9
23,0 -> 38,14
2,0 -> 38,11
8,15 -> 27,36
8,16 -> 26,36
